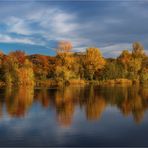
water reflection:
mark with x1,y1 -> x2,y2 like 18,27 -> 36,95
4,86 -> 34,117
0,85 -> 148,126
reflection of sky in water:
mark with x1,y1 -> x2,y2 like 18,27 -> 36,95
0,86 -> 147,146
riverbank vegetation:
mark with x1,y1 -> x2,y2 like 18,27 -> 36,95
0,41 -> 148,87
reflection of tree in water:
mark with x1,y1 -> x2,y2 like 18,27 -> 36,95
51,85 -> 107,125
34,89 -> 50,108
85,85 -> 106,121
5,86 -> 34,117
99,85 -> 148,124
57,102 -> 74,127
0,89 -> 5,119
119,86 -> 147,123
33,85 -> 148,125
0,85 -> 148,125
54,87 -> 76,127
86,97 -> 106,121
0,101 -> 3,119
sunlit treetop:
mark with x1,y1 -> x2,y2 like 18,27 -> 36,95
118,49 -> 132,64
9,50 -> 26,65
56,41 -> 73,53
132,42 -> 145,58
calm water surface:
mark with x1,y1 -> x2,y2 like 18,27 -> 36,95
0,85 -> 148,146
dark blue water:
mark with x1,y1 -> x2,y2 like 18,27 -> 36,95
0,85 -> 147,146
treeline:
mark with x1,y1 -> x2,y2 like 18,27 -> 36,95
0,41 -> 147,87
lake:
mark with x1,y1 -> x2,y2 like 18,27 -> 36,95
0,85 -> 148,146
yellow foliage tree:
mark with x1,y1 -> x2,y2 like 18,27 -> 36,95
18,59 -> 34,86
84,47 -> 106,80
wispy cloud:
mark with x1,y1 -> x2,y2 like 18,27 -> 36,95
0,34 -> 34,44
101,43 -> 132,58
0,3 -> 80,48
5,17 -> 32,35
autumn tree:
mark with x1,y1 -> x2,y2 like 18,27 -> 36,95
83,47 -> 106,80
132,42 -> 145,58
2,51 -> 34,86
2,55 -> 19,85
0,41 -> 147,86
118,50 -> 132,69
54,66 -> 75,84
54,41 -> 77,83
29,54 -> 51,81
55,40 -> 74,69
0,51 -> 4,82
127,58 -> 142,80
140,68 -> 148,83
9,50 -> 26,66
56,40 -> 72,53
139,57 -> 148,83
17,59 -> 34,86
126,42 -> 146,81
73,53 -> 85,79
100,60 -> 126,80
117,43 -> 147,82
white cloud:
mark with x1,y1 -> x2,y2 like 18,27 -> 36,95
6,17 -> 32,35
51,13 -> 78,34
0,34 -> 35,44
73,43 -> 132,57
101,43 -> 132,57
28,7 -> 79,37
1,5 -> 79,48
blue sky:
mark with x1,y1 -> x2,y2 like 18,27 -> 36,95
0,0 -> 148,57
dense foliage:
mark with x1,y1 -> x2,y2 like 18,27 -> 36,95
0,41 -> 148,87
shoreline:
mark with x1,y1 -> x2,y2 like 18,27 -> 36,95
0,78 -> 147,89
